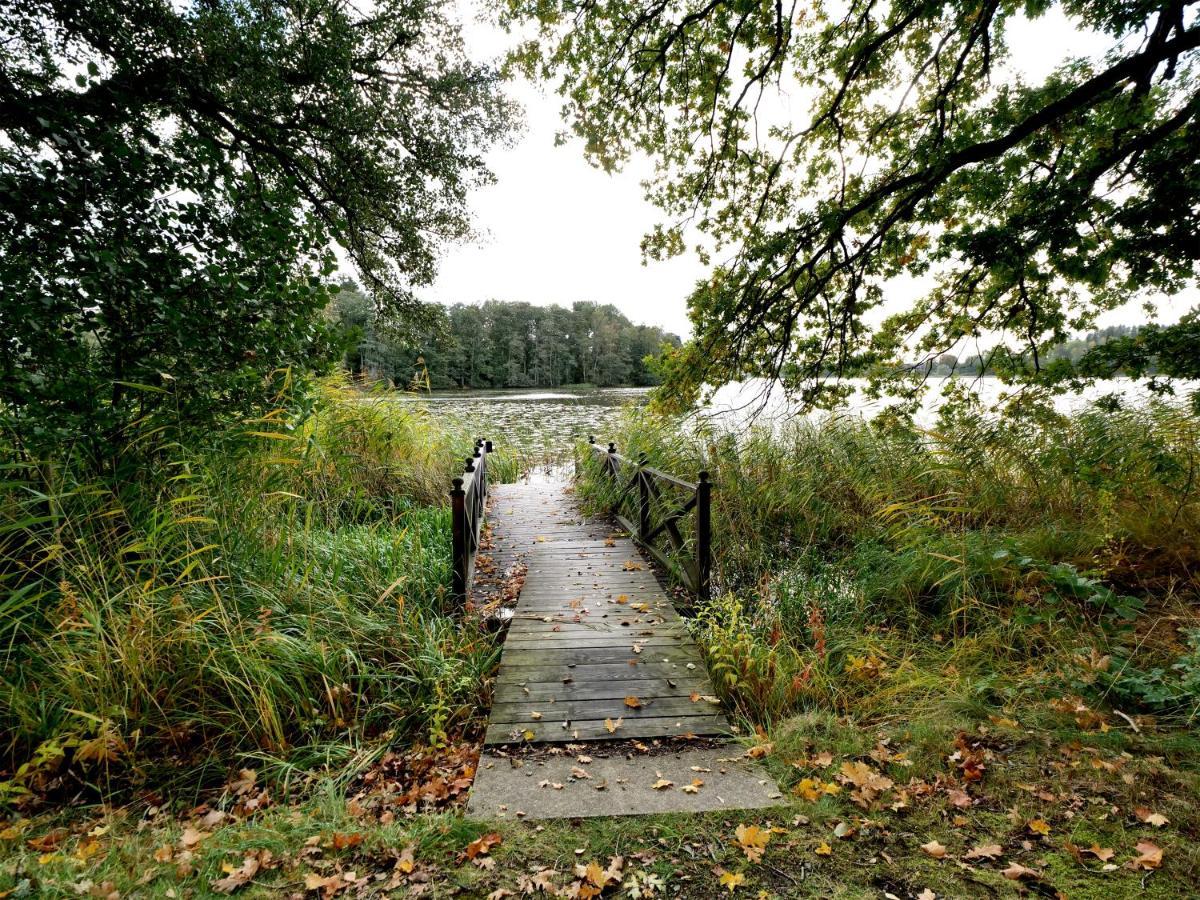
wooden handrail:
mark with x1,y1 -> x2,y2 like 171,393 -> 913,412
451,438 -> 493,605
586,437 -> 712,603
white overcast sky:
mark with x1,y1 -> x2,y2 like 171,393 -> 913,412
412,4 -> 1189,339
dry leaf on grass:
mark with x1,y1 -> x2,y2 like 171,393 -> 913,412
1128,840 -> 1162,870
920,840 -> 947,859
1134,807 -> 1169,827
211,853 -> 266,894
1001,862 -> 1039,881
465,832 -> 501,860
733,824 -> 771,862
963,844 -> 1002,861
718,870 -> 745,892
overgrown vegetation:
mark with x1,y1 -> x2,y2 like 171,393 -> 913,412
578,400 -> 1200,730
0,377 -> 519,806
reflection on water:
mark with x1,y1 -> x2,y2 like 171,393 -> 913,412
386,378 -> 1192,470
701,377 -> 1194,433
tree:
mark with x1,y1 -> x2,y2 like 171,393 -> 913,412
506,0 -> 1200,411
1,0 -> 514,462
325,296 -> 679,389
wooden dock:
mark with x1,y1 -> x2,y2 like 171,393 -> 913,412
479,480 -> 730,745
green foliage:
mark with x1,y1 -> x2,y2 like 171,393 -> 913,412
1095,631 -> 1200,719
0,0 -> 514,461
507,0 -> 1200,409
327,290 -> 681,389
0,379 -> 500,798
577,399 -> 1200,724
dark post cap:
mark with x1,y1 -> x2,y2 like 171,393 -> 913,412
588,434 -> 595,443
464,457 -> 475,472
608,442 -> 617,453
699,470 -> 710,482
452,476 -> 463,489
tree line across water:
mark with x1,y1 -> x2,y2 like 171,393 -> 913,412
327,284 -> 682,390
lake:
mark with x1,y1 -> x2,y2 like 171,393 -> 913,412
391,378 -> 1193,468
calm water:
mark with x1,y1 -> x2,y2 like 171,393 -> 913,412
392,387 -> 650,466
391,378 -> 1190,468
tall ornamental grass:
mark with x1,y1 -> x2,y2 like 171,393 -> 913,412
0,377 -> 509,801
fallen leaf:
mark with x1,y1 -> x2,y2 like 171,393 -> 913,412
1083,844 -> 1115,862
1127,840 -> 1162,870
331,832 -> 362,850
465,832 -> 502,860
211,854 -> 262,894
718,871 -> 745,892
652,779 -> 673,790
1001,862 -> 1039,881
624,696 -> 642,709
682,779 -> 704,794
396,845 -> 415,875
1027,818 -> 1051,836
814,842 -> 832,856
1134,807 -> 1169,828
529,711 -> 543,720
734,824 -> 771,862
963,843 -> 1002,861
921,840 -> 947,859
179,827 -> 207,849
604,717 -> 622,734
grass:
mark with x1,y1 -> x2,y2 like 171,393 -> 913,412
0,376 -> 521,804
576,399 -> 1200,729
2,385 -> 1199,897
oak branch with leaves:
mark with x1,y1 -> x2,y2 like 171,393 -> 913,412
507,0 -> 1200,411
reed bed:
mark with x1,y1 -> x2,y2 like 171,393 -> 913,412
0,377 -> 516,801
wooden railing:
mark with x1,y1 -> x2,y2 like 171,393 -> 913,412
450,438 -> 492,604
586,437 -> 712,603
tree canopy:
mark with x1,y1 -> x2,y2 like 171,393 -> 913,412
328,287 -> 680,389
506,0 -> 1200,411
1,0 -> 514,461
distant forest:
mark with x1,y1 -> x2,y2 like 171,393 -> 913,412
327,285 -> 682,389
926,325 -> 1144,376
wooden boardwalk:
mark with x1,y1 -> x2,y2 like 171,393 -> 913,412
479,480 -> 730,745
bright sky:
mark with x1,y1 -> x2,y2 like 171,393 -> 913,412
415,5 -> 1188,339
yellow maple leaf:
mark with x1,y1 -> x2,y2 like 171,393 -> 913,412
1027,818 -> 1051,836
734,824 -> 771,862
718,871 -> 745,892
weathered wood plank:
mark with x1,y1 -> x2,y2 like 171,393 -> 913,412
492,677 -> 709,703
491,695 -> 722,723
498,645 -> 702,667
485,714 -> 727,745
475,480 -> 728,746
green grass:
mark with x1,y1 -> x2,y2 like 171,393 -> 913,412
0,376 -> 512,803
3,385 -> 1199,897
576,400 -> 1200,729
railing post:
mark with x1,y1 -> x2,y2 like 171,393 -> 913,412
696,470 -> 712,603
637,452 -> 650,540
606,442 -> 617,479
451,476 -> 467,604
